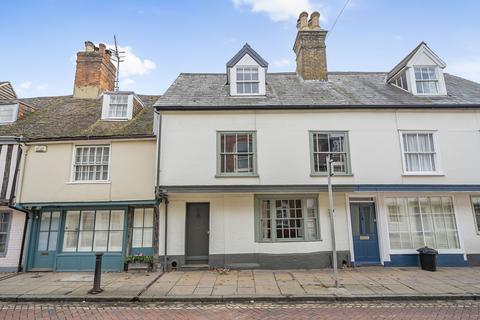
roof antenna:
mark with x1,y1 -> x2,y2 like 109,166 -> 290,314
111,34 -> 125,92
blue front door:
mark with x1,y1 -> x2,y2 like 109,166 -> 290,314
32,211 -> 60,270
350,202 -> 380,265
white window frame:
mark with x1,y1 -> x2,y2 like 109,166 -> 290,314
235,66 -> 260,96
101,94 -> 134,121
0,104 -> 19,124
471,196 -> 480,235
70,144 -> 111,183
399,130 -> 442,175
0,212 -> 12,257
413,66 -> 440,95
384,194 -> 463,255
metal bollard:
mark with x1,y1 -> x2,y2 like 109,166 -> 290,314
88,252 -> 104,294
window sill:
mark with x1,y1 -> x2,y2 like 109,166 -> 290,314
310,173 -> 353,177
256,239 -> 323,243
102,118 -> 130,122
66,181 -> 111,185
402,172 -> 444,177
215,174 -> 259,178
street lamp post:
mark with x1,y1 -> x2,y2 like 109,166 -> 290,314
327,155 -> 340,288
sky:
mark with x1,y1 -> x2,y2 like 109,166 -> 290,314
1,0 -> 480,97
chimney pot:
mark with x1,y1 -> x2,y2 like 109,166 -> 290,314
297,11 -> 309,30
85,41 -> 95,52
308,11 -> 321,30
98,43 -> 106,55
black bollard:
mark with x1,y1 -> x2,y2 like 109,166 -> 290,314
88,252 -> 104,294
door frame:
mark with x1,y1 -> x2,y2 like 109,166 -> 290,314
30,211 -> 59,271
345,194 -> 385,266
184,202 -> 210,264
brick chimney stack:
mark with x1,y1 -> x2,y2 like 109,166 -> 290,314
73,41 -> 116,99
293,11 -> 328,81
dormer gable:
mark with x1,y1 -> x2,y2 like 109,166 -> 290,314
226,44 -> 268,96
387,42 -> 447,96
101,91 -> 145,121
0,81 -> 17,100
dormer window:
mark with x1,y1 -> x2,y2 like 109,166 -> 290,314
387,42 -> 447,96
226,44 -> 268,96
0,104 -> 18,124
414,67 -> 439,94
108,95 -> 129,118
236,67 -> 259,94
101,92 -> 144,121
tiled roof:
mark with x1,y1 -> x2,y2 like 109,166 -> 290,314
154,72 -> 480,110
0,94 -> 159,141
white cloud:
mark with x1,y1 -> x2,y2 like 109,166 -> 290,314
106,44 -> 156,78
19,81 -> 32,90
273,58 -> 291,67
448,58 -> 480,83
120,78 -> 135,86
232,0 -> 320,22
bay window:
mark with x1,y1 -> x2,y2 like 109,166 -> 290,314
63,209 -> 124,252
386,197 -> 460,250
256,196 -> 319,242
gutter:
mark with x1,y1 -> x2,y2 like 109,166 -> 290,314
23,134 -> 156,143
154,103 -> 480,112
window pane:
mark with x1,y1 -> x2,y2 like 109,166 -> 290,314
62,232 -> 78,252
77,231 -> 93,251
65,211 -> 80,231
95,211 -> 110,230
132,229 -> 143,247
80,211 -> 95,230
110,211 -> 124,230
40,212 -> 51,231
50,212 -> 60,231
108,231 -> 123,252
144,209 -> 154,228
143,228 -> 153,247
472,197 -> 480,232
93,231 -> 108,251
133,209 -> 144,228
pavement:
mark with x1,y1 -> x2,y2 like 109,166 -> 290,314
1,301 -> 480,319
0,267 -> 480,302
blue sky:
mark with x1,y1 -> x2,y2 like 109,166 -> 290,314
1,0 -> 479,97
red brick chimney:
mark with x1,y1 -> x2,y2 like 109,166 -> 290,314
73,41 -> 116,99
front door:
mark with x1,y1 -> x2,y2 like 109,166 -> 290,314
350,202 -> 380,265
185,203 -> 209,264
32,211 -> 61,270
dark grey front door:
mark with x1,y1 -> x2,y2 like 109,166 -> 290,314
185,203 -> 209,264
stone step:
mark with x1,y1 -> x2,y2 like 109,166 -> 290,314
226,263 -> 261,269
178,264 -> 210,271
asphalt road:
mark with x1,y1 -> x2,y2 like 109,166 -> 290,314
0,300 -> 479,319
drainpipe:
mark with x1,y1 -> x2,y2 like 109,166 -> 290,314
163,197 -> 169,272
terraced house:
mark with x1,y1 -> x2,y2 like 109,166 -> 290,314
0,42 -> 160,271
154,12 -> 480,269
0,82 -> 29,272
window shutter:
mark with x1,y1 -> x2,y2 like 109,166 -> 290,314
101,95 -> 110,120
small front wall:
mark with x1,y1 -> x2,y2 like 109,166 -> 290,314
0,207 -> 25,272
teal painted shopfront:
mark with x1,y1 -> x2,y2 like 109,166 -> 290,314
25,203 -> 155,271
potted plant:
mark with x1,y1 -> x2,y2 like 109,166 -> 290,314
125,253 -> 153,272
